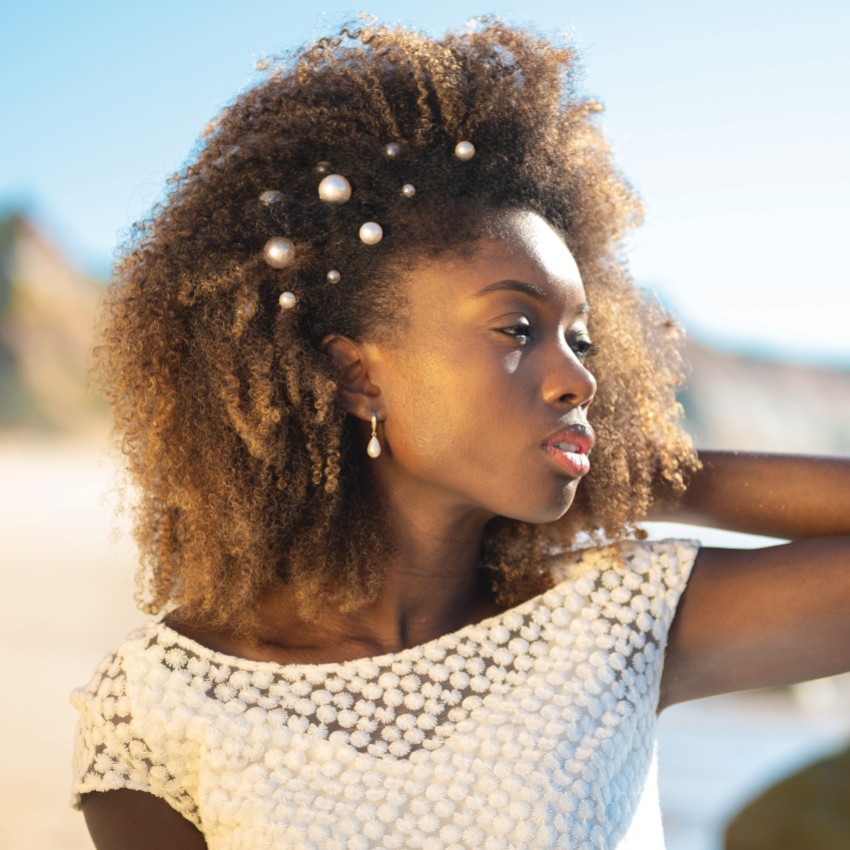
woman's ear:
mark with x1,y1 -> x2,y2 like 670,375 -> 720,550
321,334 -> 383,420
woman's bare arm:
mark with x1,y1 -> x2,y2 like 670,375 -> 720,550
81,790 -> 207,850
657,451 -> 850,710
654,450 -> 850,539
660,537 -> 850,709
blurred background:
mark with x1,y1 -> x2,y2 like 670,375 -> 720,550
1,2 -> 848,848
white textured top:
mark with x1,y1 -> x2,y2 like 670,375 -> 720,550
72,538 -> 698,850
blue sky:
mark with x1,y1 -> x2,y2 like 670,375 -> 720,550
2,0 -> 848,362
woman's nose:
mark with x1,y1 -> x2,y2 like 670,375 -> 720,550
541,346 -> 597,409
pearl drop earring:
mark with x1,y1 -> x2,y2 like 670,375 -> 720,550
367,412 -> 381,459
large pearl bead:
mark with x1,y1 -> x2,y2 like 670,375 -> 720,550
263,236 -> 295,268
326,269 -> 341,284
359,222 -> 383,245
318,174 -> 352,203
401,183 -> 416,198
454,140 -> 475,160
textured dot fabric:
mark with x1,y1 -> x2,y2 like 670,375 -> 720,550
72,538 -> 698,849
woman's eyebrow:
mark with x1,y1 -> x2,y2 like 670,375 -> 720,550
474,279 -> 591,315
474,280 -> 548,300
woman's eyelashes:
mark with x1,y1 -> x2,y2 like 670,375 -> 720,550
495,320 -> 597,361
498,322 -> 533,344
571,336 -> 598,361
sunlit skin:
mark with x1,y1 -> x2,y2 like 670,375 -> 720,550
359,210 -> 597,526
81,210 -> 850,850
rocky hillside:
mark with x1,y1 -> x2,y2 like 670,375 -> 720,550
0,214 -> 105,431
683,341 -> 850,454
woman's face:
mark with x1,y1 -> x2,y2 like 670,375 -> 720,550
364,209 -> 597,527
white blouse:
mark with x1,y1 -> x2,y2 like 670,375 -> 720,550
72,538 -> 698,849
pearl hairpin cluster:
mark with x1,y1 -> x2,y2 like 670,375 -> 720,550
261,139 -> 476,311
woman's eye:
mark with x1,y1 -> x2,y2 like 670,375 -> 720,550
499,324 -> 533,344
571,337 -> 597,361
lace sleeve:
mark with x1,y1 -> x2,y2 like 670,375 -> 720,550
630,538 -> 699,639
71,645 -> 202,828
550,537 -> 699,695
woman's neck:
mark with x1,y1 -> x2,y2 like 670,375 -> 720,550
170,503 -> 503,666
261,503 -> 500,659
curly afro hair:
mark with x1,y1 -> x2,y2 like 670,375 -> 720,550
97,19 -> 698,635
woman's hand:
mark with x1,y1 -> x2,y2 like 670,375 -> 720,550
657,451 -> 850,711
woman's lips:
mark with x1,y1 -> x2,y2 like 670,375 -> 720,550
543,443 -> 591,477
541,424 -> 595,478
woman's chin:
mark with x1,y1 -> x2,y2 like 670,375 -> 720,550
506,488 -> 579,525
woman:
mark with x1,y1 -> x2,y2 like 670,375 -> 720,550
72,20 -> 850,849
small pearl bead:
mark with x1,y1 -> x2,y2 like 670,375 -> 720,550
259,189 -> 284,205
384,143 -> 400,158
401,183 -> 416,198
278,291 -> 297,310
454,140 -> 475,160
318,174 -> 352,203
326,269 -> 341,284
315,160 -> 331,174
263,236 -> 295,268
359,222 -> 383,245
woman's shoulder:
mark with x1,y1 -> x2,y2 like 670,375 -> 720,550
546,536 -> 700,585
71,619 -> 205,825
74,621 -> 163,697
72,615 -> 251,721
538,537 -> 701,634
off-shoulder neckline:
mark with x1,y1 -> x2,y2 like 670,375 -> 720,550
138,539 -> 691,675
150,579 -> 555,675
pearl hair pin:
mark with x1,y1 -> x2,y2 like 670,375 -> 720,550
278,291 -> 297,310
259,190 -> 284,205
318,174 -> 352,204
263,236 -> 295,268
454,140 -> 475,160
261,138 -> 475,312
359,222 -> 383,245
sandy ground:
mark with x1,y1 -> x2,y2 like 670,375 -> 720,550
1,437 -> 848,850
0,436 -> 145,850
